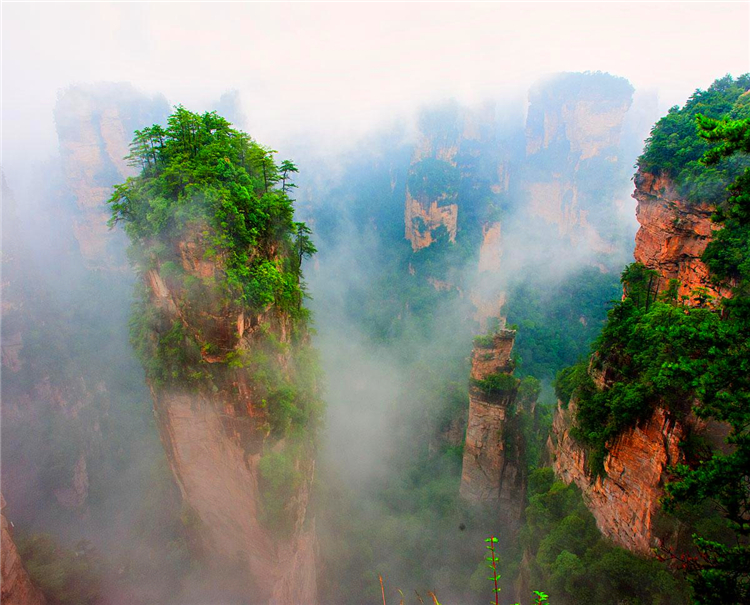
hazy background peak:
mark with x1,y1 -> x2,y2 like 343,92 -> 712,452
3,2 -> 749,175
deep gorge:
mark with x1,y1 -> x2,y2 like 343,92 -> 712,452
2,17 -> 749,603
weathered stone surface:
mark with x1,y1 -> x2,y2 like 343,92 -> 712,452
549,166 -> 732,555
550,401 -> 685,554
404,190 -> 458,251
633,171 -> 730,301
145,226 -> 318,604
460,330 -> 526,524
1,495 -> 46,605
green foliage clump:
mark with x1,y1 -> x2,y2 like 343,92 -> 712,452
637,74 -> 750,204
110,107 -> 322,438
472,372 -> 519,396
660,113 -> 750,604
561,262 -> 726,475
17,534 -> 104,605
109,106 -> 315,315
473,333 -> 497,348
553,363 -> 588,407
520,469 -> 688,605
408,158 -> 461,200
517,376 -> 542,407
127,284 -> 209,388
505,266 -> 622,380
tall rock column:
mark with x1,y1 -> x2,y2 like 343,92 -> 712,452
459,329 -> 526,525
112,108 -> 321,604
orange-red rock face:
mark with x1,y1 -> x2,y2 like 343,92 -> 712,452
550,401 -> 685,554
1,496 -> 46,605
549,168 -> 730,554
460,330 -> 525,523
633,171 -> 730,301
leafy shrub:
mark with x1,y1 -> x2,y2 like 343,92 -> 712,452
472,372 -> 519,395
637,74 -> 750,204
17,534 -> 103,605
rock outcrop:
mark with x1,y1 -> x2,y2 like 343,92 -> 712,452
1,495 -> 46,605
142,222 -> 319,604
459,329 -> 526,525
549,401 -> 685,554
633,171 -> 730,301
404,189 -> 458,251
54,83 -> 168,269
549,165 -> 730,553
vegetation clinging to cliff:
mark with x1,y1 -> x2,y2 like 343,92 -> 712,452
637,74 -> 750,203
559,263 -> 725,475
564,93 -> 750,603
111,107 -> 322,438
109,106 -> 315,315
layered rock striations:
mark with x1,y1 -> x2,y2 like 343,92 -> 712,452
548,165 -> 730,554
459,329 -> 527,525
633,171 -> 730,301
1,497 -> 46,605
550,399 -> 686,554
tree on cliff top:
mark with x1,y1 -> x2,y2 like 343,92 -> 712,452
637,74 -> 750,204
108,107 -> 321,439
108,106 -> 315,316
660,113 -> 750,605
562,102 -> 750,603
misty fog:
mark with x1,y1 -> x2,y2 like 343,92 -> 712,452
2,3 -> 749,605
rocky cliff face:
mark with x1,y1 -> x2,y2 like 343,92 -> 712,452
549,400 -> 685,554
404,102 -> 509,253
459,330 -> 526,525
548,166 -> 730,554
1,496 -> 46,605
633,171 -> 730,301
522,73 -> 635,256
143,229 -> 318,604
54,83 -> 168,269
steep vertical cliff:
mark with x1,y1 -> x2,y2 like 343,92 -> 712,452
112,107 -> 321,604
143,244 -> 319,604
550,397 -> 687,554
1,496 -> 46,605
547,163 -> 737,553
548,76 -> 750,556
522,72 -> 635,256
632,171 -> 730,301
54,83 -> 169,269
459,329 -> 527,525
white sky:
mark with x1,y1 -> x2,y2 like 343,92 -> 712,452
3,2 -> 749,172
